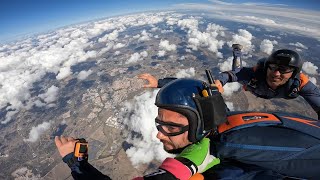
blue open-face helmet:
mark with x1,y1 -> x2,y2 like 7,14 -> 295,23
155,78 -> 227,142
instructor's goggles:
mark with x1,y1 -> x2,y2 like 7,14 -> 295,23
155,118 -> 189,136
268,64 -> 295,74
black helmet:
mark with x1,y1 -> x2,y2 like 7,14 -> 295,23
155,78 -> 227,142
265,49 -> 302,77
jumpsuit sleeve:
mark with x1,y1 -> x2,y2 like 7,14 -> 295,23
217,67 -> 254,86
63,153 -> 111,180
143,158 -> 192,180
299,81 -> 320,120
63,154 -> 190,180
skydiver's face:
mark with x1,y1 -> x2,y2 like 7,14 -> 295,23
156,108 -> 192,153
266,64 -> 294,90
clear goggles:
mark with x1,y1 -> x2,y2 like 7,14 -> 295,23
155,118 -> 189,136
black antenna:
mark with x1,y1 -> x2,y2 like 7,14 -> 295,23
205,69 -> 214,85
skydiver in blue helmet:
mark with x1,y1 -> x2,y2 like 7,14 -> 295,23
139,48 -> 320,120
55,77 -> 320,179
55,78 -> 224,180
54,78 -> 280,179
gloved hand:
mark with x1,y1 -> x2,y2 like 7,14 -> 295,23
175,138 -> 220,175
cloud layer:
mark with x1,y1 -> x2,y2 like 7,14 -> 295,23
176,1 -> 320,40
23,121 -> 51,143
122,90 -> 172,166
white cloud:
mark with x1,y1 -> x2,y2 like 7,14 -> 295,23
159,39 -> 177,51
138,30 -> 152,42
113,43 -> 126,49
33,100 -> 46,107
98,29 -> 119,43
150,27 -> 159,32
161,29 -> 174,34
122,90 -> 172,166
23,121 -> 51,143
166,17 -> 180,26
177,18 -> 199,30
179,21 -> 225,57
0,12 -> 172,123
289,42 -> 308,50
126,51 -> 148,64
187,28 -> 224,56
176,3 -> 320,40
175,68 -> 196,78
225,101 -> 235,111
140,51 -> 148,58
127,53 -> 141,64
56,66 -> 72,80
223,82 -> 241,96
38,85 -> 59,104
260,39 -> 277,55
236,16 -> 276,26
228,29 -> 254,54
209,0 -> 233,5
241,2 -> 288,6
114,51 -> 121,55
218,57 -> 233,72
302,61 -> 318,75
309,77 -> 317,86
157,50 -> 166,57
265,34 -> 281,39
218,57 -> 247,72
99,42 -> 115,55
77,70 -> 93,80
1,111 -> 18,124
206,23 -> 227,34
132,34 -> 140,39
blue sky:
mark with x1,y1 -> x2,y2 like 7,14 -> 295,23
0,0 -> 318,42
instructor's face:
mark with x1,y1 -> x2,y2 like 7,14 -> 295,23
266,64 -> 293,89
156,108 -> 192,153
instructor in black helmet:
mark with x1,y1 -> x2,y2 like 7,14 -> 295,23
140,49 -> 320,120
218,49 -> 320,119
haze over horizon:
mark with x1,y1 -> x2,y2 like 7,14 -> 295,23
0,0 -> 319,43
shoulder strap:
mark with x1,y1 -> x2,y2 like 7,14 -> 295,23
244,61 -> 265,90
218,112 -> 320,139
218,112 -> 281,133
299,73 -> 309,89
286,72 -> 308,98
